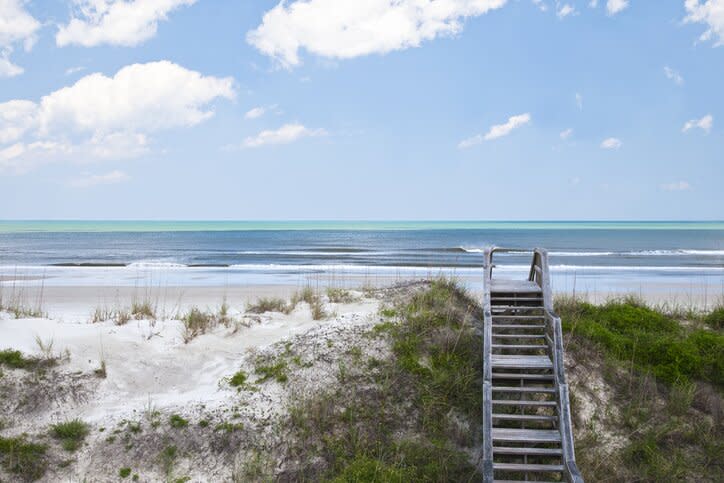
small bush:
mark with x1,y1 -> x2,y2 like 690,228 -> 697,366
246,298 -> 291,314
229,370 -> 247,387
255,360 -> 288,383
119,467 -> 132,478
704,306 -> 724,330
326,288 -> 356,304
182,307 -> 216,343
51,419 -> 90,452
0,435 -> 48,481
169,414 -> 189,429
131,300 -> 156,320
0,349 -> 41,369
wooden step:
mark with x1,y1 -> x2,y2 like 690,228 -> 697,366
492,400 -> 557,407
492,386 -> 556,394
492,428 -> 561,443
491,280 -> 542,293
492,324 -> 546,330
494,463 -> 564,472
492,413 -> 558,422
491,297 -> 542,302
493,480 -> 558,483
492,315 -> 546,320
493,446 -> 562,456
491,355 -> 552,369
492,334 -> 545,339
492,344 -> 547,350
492,305 -> 543,311
492,373 -> 554,381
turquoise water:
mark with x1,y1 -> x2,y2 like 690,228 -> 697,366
1,220 -> 723,233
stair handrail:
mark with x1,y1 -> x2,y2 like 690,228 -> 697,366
481,247 -> 494,483
533,248 -> 584,483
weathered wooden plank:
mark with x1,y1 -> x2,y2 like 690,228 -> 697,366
492,344 -> 547,350
492,428 -> 561,443
492,400 -> 557,407
494,463 -> 564,472
492,386 -> 556,394
491,355 -> 553,369
492,413 -> 558,422
493,446 -> 562,455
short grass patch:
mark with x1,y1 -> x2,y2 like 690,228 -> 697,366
169,414 -> 189,429
0,435 -> 48,481
51,419 -> 90,452
246,297 -> 292,314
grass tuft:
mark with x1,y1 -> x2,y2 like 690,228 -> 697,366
0,435 -> 48,481
246,297 -> 292,314
51,419 -> 90,452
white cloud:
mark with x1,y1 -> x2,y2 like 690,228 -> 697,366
484,113 -> 531,140
600,137 -> 622,149
458,113 -> 531,148
589,0 -> 599,7
0,61 -> 235,173
69,170 -> 130,188
244,104 -> 279,120
606,0 -> 629,15
660,181 -> 691,191
0,0 -> 41,77
56,0 -> 196,47
560,128 -> 573,140
664,65 -> 684,85
457,134 -> 483,149
247,0 -> 509,68
684,0 -> 724,46
682,114 -> 713,133
65,65 -> 86,75
575,92 -> 583,110
557,4 -> 576,18
242,123 -> 326,148
245,106 -> 267,119
532,0 -> 548,12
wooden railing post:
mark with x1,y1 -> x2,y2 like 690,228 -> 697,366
481,247 -> 495,482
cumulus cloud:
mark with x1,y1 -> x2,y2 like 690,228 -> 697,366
600,137 -> 622,149
458,113 -> 531,148
0,61 -> 235,173
56,0 -> 196,47
606,0 -> 629,15
560,128 -> 573,140
664,66 -> 684,85
660,181 -> 691,191
69,169 -> 130,188
241,123 -> 327,148
0,0 -> 41,77
244,104 -> 279,120
557,4 -> 576,18
484,113 -> 531,140
532,0 -> 548,12
247,0 -> 509,68
684,0 -> 724,46
682,114 -> 713,133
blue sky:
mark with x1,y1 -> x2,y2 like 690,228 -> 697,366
1,0 -> 722,220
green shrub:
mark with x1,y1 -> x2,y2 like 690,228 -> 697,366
246,298 -> 291,314
51,419 -> 90,452
169,414 -> 188,428
119,467 -> 132,478
229,370 -> 247,387
704,306 -> 724,330
0,349 -> 39,369
0,435 -> 48,481
558,299 -> 724,386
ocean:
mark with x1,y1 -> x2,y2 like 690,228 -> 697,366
1,221 -> 723,295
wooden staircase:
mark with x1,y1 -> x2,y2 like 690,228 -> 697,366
482,248 -> 583,483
